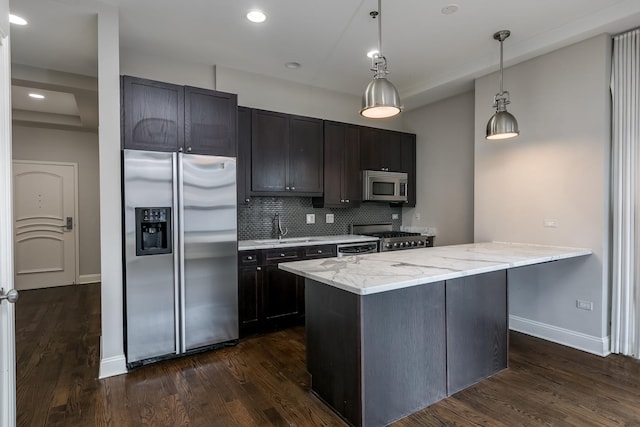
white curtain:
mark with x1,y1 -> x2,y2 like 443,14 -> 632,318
611,29 -> 640,357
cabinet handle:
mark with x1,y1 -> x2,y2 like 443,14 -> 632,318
280,253 -> 285,257
187,146 -> 192,153
291,186 -> 296,190
285,186 -> 290,190
245,198 -> 250,202
340,199 -> 344,202
247,256 -> 253,260
318,250 -> 322,253
257,266 -> 261,271
179,147 -> 183,152
345,199 -> 350,203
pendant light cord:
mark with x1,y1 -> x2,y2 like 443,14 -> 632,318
499,37 -> 504,95
378,0 -> 382,55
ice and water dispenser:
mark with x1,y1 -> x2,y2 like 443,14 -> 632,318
135,207 -> 172,256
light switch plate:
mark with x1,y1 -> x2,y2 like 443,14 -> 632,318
392,213 -> 399,220
326,213 -> 334,224
306,213 -> 315,224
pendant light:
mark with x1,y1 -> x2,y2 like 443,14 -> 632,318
360,0 -> 402,119
486,30 -> 520,140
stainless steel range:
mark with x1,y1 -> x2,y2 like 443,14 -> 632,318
351,223 -> 434,252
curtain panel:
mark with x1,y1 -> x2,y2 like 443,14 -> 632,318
610,29 -> 640,357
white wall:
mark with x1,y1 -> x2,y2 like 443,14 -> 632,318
402,91 -> 475,245
119,50 -> 406,131
97,2 -> 126,378
474,34 -> 611,355
12,126 -> 101,279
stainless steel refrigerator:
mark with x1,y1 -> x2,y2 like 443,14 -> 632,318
122,149 -> 238,368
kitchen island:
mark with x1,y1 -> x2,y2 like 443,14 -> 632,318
279,242 -> 591,427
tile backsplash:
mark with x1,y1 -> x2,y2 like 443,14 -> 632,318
238,197 -> 402,240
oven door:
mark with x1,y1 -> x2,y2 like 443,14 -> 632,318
337,241 -> 379,257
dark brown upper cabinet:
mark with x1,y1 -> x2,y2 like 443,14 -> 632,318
400,132 -> 417,207
313,121 -> 361,208
359,127 -> 402,172
121,76 -> 237,156
122,76 -> 184,152
184,86 -> 237,156
250,109 -> 323,197
237,106 -> 252,204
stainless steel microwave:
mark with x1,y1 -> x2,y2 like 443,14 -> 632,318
362,170 -> 408,202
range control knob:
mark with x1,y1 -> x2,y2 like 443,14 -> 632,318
418,240 -> 424,246
393,242 -> 399,248
385,243 -> 392,249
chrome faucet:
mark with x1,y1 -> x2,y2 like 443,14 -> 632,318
274,213 -> 288,240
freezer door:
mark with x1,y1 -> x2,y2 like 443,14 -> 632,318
123,150 -> 178,364
180,154 -> 238,351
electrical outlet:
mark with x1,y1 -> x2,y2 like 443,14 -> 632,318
544,219 -> 559,228
325,213 -> 334,224
415,213 -> 421,221
392,213 -> 399,220
576,300 -> 593,311
306,213 -> 315,224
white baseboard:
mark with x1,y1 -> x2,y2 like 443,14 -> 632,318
78,274 -> 101,284
98,336 -> 127,379
509,315 -> 611,357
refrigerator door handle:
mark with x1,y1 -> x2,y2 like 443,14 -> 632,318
172,152 -> 181,355
177,152 -> 187,354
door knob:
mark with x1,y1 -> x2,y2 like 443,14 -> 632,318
0,288 -> 19,304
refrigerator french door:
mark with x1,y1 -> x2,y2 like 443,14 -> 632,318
123,149 -> 238,368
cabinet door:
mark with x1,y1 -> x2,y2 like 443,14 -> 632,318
237,107 -> 252,204
359,126 -> 382,170
121,76 -> 184,152
263,265 -> 305,325
343,125 -> 362,204
321,121 -> 346,206
184,86 -> 237,156
251,109 -> 288,193
238,266 -> 261,336
360,127 -> 401,172
400,133 -> 417,207
288,115 -> 323,195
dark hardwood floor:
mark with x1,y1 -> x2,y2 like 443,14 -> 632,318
15,283 -> 640,426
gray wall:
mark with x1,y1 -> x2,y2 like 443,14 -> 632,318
402,91 -> 475,246
12,125 -> 101,279
474,34 -> 611,355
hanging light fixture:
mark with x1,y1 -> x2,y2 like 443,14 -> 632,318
486,30 -> 520,140
360,0 -> 402,119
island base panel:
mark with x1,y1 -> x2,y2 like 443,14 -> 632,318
446,270 -> 508,395
305,279 -> 447,427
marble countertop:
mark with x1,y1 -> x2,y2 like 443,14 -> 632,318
279,242 -> 592,295
238,234 -> 380,250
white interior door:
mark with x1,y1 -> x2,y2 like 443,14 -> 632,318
13,161 -> 78,290
0,26 -> 17,427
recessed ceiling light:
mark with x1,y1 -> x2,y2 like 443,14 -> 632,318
441,4 -> 459,15
246,10 -> 266,23
28,93 -> 45,99
285,62 -> 301,69
367,49 -> 379,59
9,14 -> 28,26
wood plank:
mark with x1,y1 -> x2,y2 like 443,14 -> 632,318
15,283 -> 640,426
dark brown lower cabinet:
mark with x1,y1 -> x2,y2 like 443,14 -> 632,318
238,244 -> 337,337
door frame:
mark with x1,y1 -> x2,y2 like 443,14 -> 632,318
13,160 -> 80,287
0,29 -> 17,427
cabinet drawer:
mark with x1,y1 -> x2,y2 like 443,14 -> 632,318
264,248 -> 301,265
304,244 -> 337,259
240,251 -> 260,266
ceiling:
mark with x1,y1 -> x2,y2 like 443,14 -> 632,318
8,0 -> 640,127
